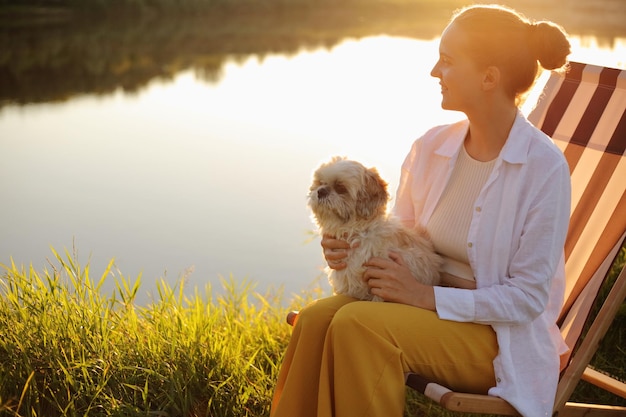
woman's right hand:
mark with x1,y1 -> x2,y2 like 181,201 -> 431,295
321,234 -> 351,270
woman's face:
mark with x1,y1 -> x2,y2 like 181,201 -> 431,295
430,22 -> 486,113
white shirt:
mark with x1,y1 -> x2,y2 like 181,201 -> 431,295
394,111 -> 571,417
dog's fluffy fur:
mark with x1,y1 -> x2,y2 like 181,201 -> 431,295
308,156 -> 441,301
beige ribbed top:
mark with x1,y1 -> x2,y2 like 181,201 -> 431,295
426,144 -> 496,280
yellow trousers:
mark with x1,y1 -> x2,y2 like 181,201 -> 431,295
271,295 -> 497,417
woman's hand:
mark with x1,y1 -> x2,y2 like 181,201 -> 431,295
363,252 -> 436,310
321,234 -> 351,270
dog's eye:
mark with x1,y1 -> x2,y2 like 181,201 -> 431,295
334,182 -> 348,194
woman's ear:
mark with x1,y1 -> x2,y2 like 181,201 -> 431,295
482,66 -> 500,91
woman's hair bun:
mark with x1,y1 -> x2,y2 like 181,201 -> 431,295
529,21 -> 571,70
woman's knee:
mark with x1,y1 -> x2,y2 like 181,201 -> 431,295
327,301 -> 372,335
296,295 -> 357,331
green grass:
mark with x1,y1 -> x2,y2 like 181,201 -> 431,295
0,248 -> 320,416
0,247 -> 624,416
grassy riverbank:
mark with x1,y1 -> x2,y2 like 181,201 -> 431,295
1,248 -> 624,416
0,249 -> 305,416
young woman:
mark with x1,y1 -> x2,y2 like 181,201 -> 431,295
271,5 -> 571,417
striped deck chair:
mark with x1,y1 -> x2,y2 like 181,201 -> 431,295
403,61 -> 626,415
286,61 -> 626,415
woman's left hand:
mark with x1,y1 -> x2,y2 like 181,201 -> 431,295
363,252 -> 436,311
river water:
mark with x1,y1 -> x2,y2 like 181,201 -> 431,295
1,10 -> 625,304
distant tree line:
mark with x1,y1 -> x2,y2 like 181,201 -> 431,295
0,2 -> 453,107
0,0 -> 455,16
1,0 -> 624,107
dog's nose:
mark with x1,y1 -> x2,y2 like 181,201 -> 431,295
318,187 -> 329,199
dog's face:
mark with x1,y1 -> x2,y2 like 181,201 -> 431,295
308,157 -> 389,230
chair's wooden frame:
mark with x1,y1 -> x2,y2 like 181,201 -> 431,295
554,259 -> 626,416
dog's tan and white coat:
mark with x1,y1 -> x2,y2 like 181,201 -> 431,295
308,156 -> 441,301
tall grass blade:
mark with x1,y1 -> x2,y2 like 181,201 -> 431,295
16,371 -> 35,416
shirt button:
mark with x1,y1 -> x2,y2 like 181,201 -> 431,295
475,206 -> 482,212
468,242 -> 473,248
496,377 -> 502,383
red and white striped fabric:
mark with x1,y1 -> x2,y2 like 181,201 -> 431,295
527,61 -> 626,356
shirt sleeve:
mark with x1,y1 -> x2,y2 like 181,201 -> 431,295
434,286 -> 476,321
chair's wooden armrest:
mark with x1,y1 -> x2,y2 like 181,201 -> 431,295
405,373 -> 520,415
439,392 -> 520,415
560,402 -> 626,416
582,367 -> 626,399
286,311 -> 299,326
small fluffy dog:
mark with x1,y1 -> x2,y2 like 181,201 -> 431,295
308,156 -> 441,301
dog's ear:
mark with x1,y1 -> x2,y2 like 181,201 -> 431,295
356,167 -> 388,219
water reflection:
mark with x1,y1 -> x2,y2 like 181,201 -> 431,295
1,29 -> 625,304
3,4 -> 626,108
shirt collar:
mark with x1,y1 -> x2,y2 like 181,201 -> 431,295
434,110 -> 532,164
500,110 -> 532,164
